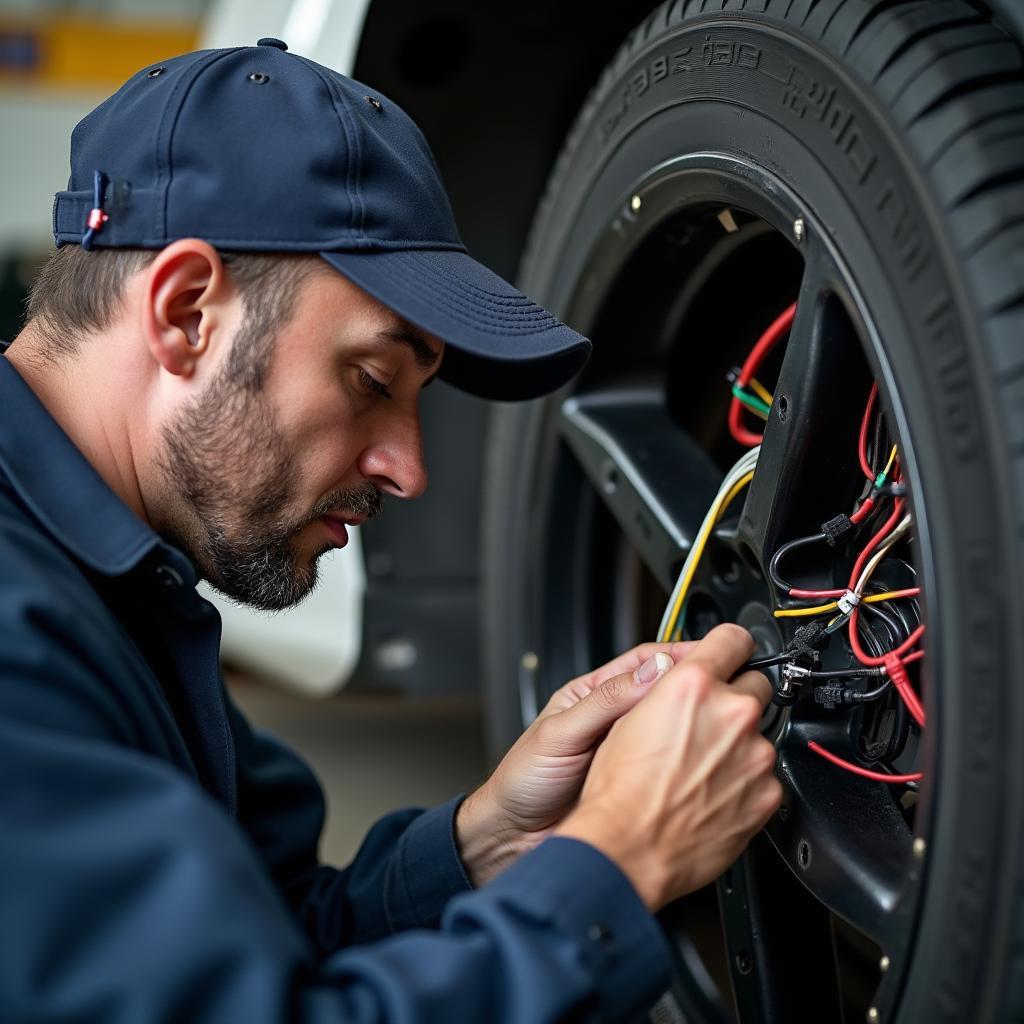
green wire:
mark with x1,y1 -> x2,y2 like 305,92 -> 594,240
731,384 -> 771,417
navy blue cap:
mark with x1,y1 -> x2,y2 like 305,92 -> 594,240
52,41 -> 590,401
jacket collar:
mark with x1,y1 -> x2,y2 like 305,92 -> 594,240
0,353 -> 193,581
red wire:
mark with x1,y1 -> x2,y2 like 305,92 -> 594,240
808,741 -> 922,783
789,586 -> 846,599
903,649 -> 924,664
850,617 -> 925,667
857,383 -> 878,480
850,497 -> 875,524
728,303 -> 796,447
847,499 -> 905,593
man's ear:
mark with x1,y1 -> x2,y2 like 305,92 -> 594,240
141,239 -> 231,378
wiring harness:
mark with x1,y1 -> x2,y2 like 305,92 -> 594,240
660,307 -> 925,786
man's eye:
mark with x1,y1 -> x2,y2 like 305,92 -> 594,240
357,368 -> 392,400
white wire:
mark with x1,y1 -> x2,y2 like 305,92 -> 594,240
658,445 -> 760,641
854,514 -> 913,597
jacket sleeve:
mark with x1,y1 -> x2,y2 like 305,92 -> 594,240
0,534 -> 673,1022
228,697 -> 475,952
0,715 -> 673,1023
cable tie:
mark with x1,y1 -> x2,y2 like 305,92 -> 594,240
836,589 -> 860,615
820,513 -> 853,546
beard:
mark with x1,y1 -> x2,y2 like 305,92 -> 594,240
157,363 -> 382,612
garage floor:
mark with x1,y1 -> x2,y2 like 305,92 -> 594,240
227,672 -> 489,865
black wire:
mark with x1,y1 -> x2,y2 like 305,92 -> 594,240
801,666 -> 883,680
870,401 -> 885,477
850,679 -> 892,702
861,600 -> 907,648
744,652 -> 791,671
768,533 -> 827,594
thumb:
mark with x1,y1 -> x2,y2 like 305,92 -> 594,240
546,652 -> 674,755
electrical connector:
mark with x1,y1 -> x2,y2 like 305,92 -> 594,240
820,513 -> 854,546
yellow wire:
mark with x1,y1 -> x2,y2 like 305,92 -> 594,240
748,378 -> 774,407
772,589 -> 916,619
746,404 -> 769,422
774,601 -> 838,618
882,445 -> 898,476
659,470 -> 754,642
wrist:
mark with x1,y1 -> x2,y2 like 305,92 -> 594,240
554,809 -> 663,913
455,785 -> 531,887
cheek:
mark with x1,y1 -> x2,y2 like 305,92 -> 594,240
285,404 -> 367,490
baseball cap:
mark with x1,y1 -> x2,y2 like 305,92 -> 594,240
51,39 -> 591,401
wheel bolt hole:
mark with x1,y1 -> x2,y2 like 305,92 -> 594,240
736,949 -> 752,975
797,840 -> 812,870
686,593 -> 724,639
777,395 -> 789,422
711,545 -> 742,588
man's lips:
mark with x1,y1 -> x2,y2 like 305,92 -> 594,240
319,512 -> 366,548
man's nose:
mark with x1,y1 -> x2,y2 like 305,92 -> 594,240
356,417 -> 428,500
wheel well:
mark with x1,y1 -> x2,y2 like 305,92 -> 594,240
353,0 -> 663,281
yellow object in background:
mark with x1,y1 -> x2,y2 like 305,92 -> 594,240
0,17 -> 198,92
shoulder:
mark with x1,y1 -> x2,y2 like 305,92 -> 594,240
0,485 -> 152,744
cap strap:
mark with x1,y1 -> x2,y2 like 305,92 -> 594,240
81,170 -> 110,251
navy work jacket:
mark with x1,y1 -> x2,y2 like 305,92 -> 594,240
0,352 -> 671,1022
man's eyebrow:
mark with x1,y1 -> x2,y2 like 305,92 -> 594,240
377,326 -> 442,371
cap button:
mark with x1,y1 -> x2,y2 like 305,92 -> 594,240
256,37 -> 288,50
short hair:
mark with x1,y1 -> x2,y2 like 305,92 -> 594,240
24,245 -> 317,388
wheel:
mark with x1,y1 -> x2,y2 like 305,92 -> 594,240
481,3 -> 1024,1022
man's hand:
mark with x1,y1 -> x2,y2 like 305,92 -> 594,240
456,642 -> 690,886
555,623 -> 782,912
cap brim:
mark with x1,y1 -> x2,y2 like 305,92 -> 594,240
320,248 -> 591,401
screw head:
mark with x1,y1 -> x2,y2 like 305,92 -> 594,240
247,72 -> 270,84
521,651 -> 539,672
793,217 -> 805,242
879,955 -> 890,973
630,194 -> 642,212
912,837 -> 926,859
867,1008 -> 880,1024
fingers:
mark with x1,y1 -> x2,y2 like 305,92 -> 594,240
547,653 -> 674,753
729,669 -> 773,709
679,623 -> 755,682
544,641 -> 696,714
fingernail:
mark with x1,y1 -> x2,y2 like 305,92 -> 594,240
636,652 -> 673,684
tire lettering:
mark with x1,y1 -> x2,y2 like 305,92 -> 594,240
923,294 -> 980,460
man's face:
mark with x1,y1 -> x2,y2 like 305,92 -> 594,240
157,263 -> 442,610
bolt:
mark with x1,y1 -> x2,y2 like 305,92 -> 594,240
521,651 -> 539,672
867,1008 -> 880,1024
630,194 -> 642,212
912,837 -> 926,859
794,217 -> 805,242
879,955 -> 890,973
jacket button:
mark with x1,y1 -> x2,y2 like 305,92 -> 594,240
155,564 -> 184,589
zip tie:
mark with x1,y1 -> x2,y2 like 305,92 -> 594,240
836,589 -> 860,615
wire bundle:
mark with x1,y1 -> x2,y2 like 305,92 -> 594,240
728,303 -> 795,446
691,306 -> 929,785
657,446 -> 759,643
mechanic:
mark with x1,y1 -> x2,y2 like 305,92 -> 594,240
0,40 -> 781,1022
